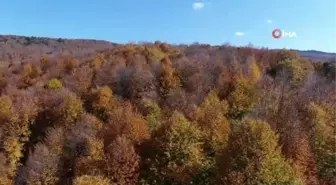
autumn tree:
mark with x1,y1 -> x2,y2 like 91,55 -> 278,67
103,136 -> 140,185
101,102 -> 150,146
143,99 -> 163,133
0,93 -> 39,184
226,56 -> 262,119
89,55 -> 103,69
61,113 -> 104,184
0,136 -> 23,184
19,64 -> 42,88
75,137 -> 104,177
46,78 -> 63,90
62,56 -> 79,74
124,65 -> 156,100
40,56 -> 51,71
306,103 -> 336,184
90,86 -> 117,122
245,55 -> 262,83
269,58 -> 314,87
227,75 -> 258,119
144,111 -> 209,184
287,133 -> 320,185
145,46 -> 165,64
73,175 -> 111,185
19,127 -> 65,185
275,49 -> 301,63
217,66 -> 236,100
158,56 -> 181,98
43,89 -> 83,127
63,65 -> 94,97
195,90 -> 230,154
219,118 -> 301,185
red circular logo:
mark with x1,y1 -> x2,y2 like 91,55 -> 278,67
272,29 -> 282,39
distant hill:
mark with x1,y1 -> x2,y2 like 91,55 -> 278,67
296,50 -> 336,62
0,35 -> 334,64
0,35 -> 115,63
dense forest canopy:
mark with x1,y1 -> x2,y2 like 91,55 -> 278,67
0,38 -> 335,185
1,35 -> 335,64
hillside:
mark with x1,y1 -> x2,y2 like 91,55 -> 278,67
0,38 -> 334,185
0,35 -> 335,64
0,35 -> 115,63
296,50 -> 336,61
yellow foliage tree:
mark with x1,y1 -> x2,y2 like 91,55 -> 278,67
146,46 -> 165,64
148,111 -> 207,184
91,86 -> 117,122
273,59 -> 314,86
47,78 -> 63,90
0,96 -> 15,124
246,56 -> 262,83
73,175 -> 111,185
228,75 -> 258,119
90,56 -> 102,69
143,99 -> 163,133
159,62 -> 180,98
75,138 -> 105,177
56,94 -> 83,127
195,90 -> 230,153
0,136 -> 23,185
307,102 -> 336,184
219,118 -> 302,185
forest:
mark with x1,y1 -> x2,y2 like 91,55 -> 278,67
0,40 -> 335,185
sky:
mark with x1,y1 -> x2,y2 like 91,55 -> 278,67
0,0 -> 335,52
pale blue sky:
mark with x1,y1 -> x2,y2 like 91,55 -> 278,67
0,0 -> 335,52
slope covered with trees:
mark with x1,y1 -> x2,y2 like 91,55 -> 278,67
0,35 -> 115,65
0,41 -> 335,185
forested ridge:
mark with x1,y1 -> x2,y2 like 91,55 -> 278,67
0,41 -> 335,185
0,35 -> 115,64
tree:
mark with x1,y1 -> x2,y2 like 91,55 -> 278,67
269,58 -> 314,87
288,134 -> 320,185
195,90 -> 230,154
62,56 -> 78,74
73,175 -> 111,185
145,111 -> 208,184
75,137 -> 104,177
63,65 -> 94,97
62,114 -> 104,182
158,58 -> 181,98
43,89 -> 83,127
89,56 -> 103,69
228,75 -> 258,119
219,118 -> 302,185
19,127 -> 65,185
124,66 -> 156,100
306,103 -> 336,184
40,56 -> 51,71
0,96 -> 15,128
102,102 -> 150,146
146,46 -> 165,64
0,136 -> 23,184
0,93 -> 39,184
246,56 -> 261,83
46,78 -> 63,90
54,92 -> 83,127
91,86 -> 117,122
143,99 -> 163,133
103,136 -> 140,185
